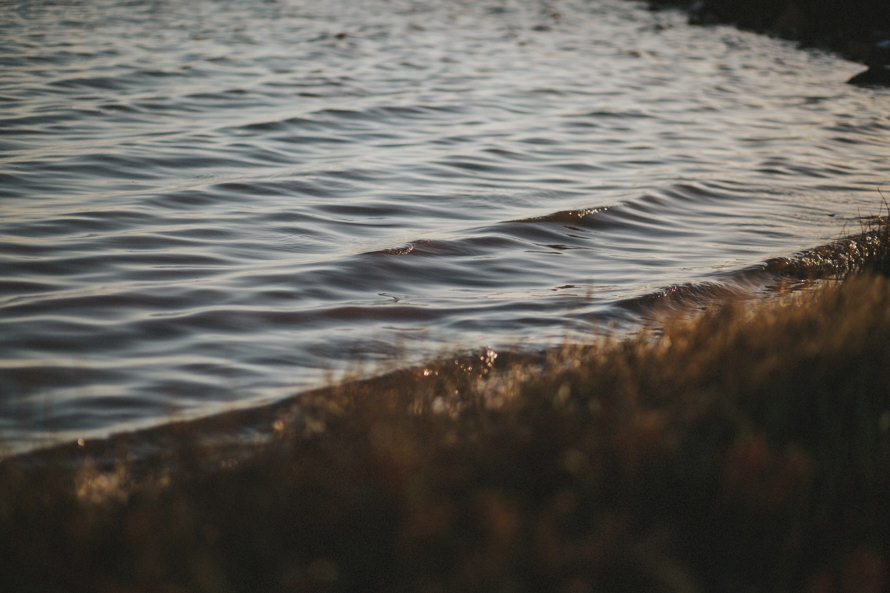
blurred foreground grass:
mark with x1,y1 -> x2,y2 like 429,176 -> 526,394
2,220 -> 890,593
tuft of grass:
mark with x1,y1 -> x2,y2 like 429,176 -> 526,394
3,221 -> 890,592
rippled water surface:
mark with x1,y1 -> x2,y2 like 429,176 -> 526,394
2,0 -> 888,453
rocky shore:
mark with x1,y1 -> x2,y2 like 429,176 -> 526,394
645,0 -> 890,84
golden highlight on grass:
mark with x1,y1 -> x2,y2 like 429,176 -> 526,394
2,220 -> 890,593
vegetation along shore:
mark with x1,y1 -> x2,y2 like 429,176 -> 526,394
2,212 -> 890,592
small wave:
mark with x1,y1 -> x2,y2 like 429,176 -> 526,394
764,228 -> 889,279
616,226 -> 890,316
47,75 -> 134,91
575,108 -> 655,119
227,102 -> 468,137
512,207 -> 607,224
234,116 -> 318,133
368,238 -> 502,258
615,278 -> 766,315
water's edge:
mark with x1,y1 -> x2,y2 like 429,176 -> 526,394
9,225 -> 885,465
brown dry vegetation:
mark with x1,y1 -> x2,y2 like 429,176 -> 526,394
2,221 -> 890,593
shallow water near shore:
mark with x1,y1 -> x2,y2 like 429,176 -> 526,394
1,0 -> 888,455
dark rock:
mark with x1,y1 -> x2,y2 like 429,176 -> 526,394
847,63 -> 890,85
770,1 -> 807,36
640,0 -> 890,82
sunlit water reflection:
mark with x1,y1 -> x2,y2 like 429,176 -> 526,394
1,0 -> 888,453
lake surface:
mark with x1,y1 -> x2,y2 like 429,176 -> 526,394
1,0 -> 888,455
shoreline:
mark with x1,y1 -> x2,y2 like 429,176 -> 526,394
2,219 -> 889,592
8,221 -> 889,468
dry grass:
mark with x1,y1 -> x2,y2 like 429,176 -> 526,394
2,221 -> 890,593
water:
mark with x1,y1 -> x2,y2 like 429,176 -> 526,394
1,0 -> 888,455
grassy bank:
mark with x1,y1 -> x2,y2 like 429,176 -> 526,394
2,221 -> 890,593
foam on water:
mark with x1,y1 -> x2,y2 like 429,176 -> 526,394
1,0 -> 888,454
